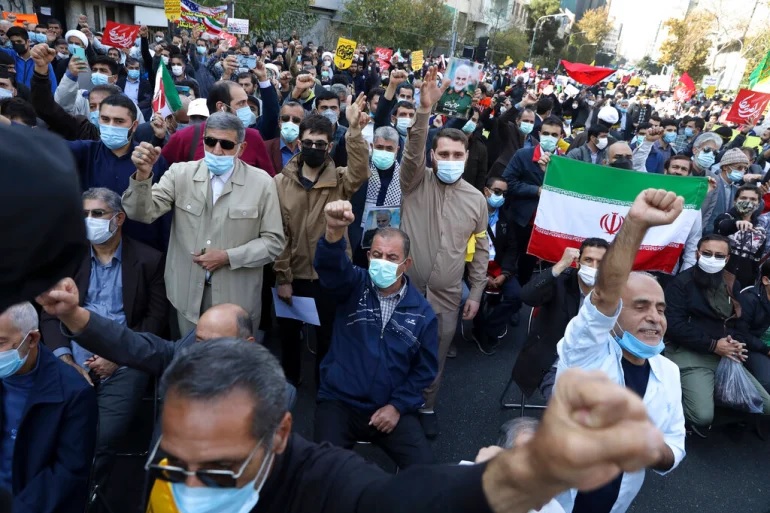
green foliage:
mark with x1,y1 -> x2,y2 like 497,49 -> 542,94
224,0 -> 316,38
339,0 -> 452,51
525,0 -> 567,59
636,55 -> 662,75
490,26 -> 528,65
658,11 -> 714,81
575,6 -> 610,47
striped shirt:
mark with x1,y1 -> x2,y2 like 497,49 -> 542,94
376,279 -> 408,329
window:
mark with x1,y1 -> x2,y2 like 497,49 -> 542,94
92,6 -> 101,33
106,7 -> 116,25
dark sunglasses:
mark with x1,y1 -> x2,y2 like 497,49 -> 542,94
280,114 -> 302,124
204,136 -> 237,150
489,188 -> 508,196
301,139 -> 328,150
83,209 -> 114,218
145,436 -> 262,488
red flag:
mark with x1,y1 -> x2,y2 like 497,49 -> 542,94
673,72 -> 696,101
375,47 -> 393,70
559,60 -> 614,86
101,21 -> 140,49
725,88 -> 770,124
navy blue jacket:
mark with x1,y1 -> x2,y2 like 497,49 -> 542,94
314,237 -> 438,414
502,146 -> 545,227
66,139 -> 171,251
6,344 -> 97,513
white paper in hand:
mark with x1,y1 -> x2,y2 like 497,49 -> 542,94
271,288 -> 321,326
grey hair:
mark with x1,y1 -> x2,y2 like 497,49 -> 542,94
2,302 -> 38,334
0,20 -> 11,30
330,83 -> 347,97
630,270 -> 658,282
373,126 -> 400,146
236,312 -> 254,339
205,111 -> 245,144
694,132 -> 723,151
497,417 -> 539,449
83,187 -> 124,214
373,227 -> 411,258
160,339 -> 287,446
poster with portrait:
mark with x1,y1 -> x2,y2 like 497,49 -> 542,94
435,58 -> 484,119
361,207 -> 401,249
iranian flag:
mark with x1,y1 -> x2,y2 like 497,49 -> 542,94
152,62 -> 183,119
528,157 -> 708,273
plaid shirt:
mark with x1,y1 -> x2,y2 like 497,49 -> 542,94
673,134 -> 692,154
376,279 -> 408,329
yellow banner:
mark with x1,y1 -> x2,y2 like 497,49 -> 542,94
411,50 -> 424,70
333,37 -> 356,70
705,85 -> 716,98
516,61 -> 524,70
164,0 -> 181,21
628,76 -> 641,87
503,56 -> 513,66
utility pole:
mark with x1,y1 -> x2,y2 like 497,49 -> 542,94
449,4 -> 459,57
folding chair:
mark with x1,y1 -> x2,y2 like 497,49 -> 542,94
500,307 -> 548,415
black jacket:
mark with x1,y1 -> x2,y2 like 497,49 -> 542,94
664,267 -> 750,354
255,434 -> 492,513
512,268 -> 582,396
502,146 -> 545,227
30,70 -> 98,141
738,284 -> 770,354
489,207 -> 518,278
116,76 -> 153,116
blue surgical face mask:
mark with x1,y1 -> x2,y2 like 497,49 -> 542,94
728,169 -> 745,183
0,87 -> 12,99
204,150 -> 236,176
519,121 -> 534,135
127,69 -> 140,81
540,135 -> 558,153
684,127 -> 694,137
99,124 -> 132,150
634,135 -> 645,147
435,159 -> 465,184
0,331 -> 31,379
371,148 -> 396,171
234,106 -> 256,127
395,117 -> 411,135
280,122 -> 300,143
462,120 -> 477,134
91,72 -> 110,86
487,193 -> 505,209
612,323 -> 664,360
663,132 -> 676,144
695,150 -> 715,169
90,110 -> 100,126
171,451 -> 274,513
197,45 -> 207,55
368,258 -> 403,289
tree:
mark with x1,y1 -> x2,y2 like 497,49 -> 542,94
575,6 -> 610,48
658,11 -> 715,81
491,26 -> 529,65
636,55 -> 662,75
230,0 -> 316,38
525,0 -> 567,59
339,0 -> 451,50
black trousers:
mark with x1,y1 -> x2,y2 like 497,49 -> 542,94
513,223 -> 538,287
277,279 -> 337,386
93,366 -> 151,488
314,400 -> 434,469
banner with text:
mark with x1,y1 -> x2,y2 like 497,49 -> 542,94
334,37 -> 356,70
179,0 -> 227,35
101,21 -> 140,49
226,18 -> 249,35
725,89 -> 770,124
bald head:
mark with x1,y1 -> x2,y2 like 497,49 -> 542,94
606,141 -> 633,169
194,304 -> 254,342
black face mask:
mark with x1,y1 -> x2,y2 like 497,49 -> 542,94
12,43 -> 26,55
301,146 -> 326,168
610,157 -> 633,170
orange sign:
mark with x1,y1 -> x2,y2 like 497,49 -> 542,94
2,12 -> 39,27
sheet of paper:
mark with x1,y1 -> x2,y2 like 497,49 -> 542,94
271,289 -> 320,326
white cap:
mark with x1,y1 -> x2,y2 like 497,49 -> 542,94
188,98 -> 210,118
322,51 -> 334,62
598,105 -> 619,125
64,29 -> 89,48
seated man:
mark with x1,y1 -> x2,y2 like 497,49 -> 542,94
313,200 -> 438,468
40,187 -> 167,487
469,176 -> 521,355
0,302 -> 97,513
665,234 -> 770,436
513,239 -> 609,400
555,189 -> 686,513
738,260 -> 770,395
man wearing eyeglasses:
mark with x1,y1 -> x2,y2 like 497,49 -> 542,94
273,95 -> 370,387
665,234 -> 770,438
123,111 -> 286,337
136,338 -> 672,513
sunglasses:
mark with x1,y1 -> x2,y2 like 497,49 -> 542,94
145,436 -> 262,488
280,114 -> 302,124
204,136 -> 237,150
83,209 -> 114,218
301,139 -> 328,150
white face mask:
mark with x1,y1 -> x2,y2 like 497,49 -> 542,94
697,255 -> 726,274
595,137 -> 608,150
171,65 -> 184,77
577,265 -> 598,287
85,215 -> 117,245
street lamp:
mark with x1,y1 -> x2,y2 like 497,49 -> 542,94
528,12 -> 569,62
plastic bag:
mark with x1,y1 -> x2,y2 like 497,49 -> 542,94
714,357 -> 764,414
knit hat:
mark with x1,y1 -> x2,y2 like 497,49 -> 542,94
64,29 -> 88,48
719,148 -> 750,168
598,105 -> 619,125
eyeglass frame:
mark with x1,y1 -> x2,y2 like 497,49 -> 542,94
301,139 -> 329,150
144,435 -> 264,488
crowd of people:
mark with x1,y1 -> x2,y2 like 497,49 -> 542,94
1,13 -> 769,513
